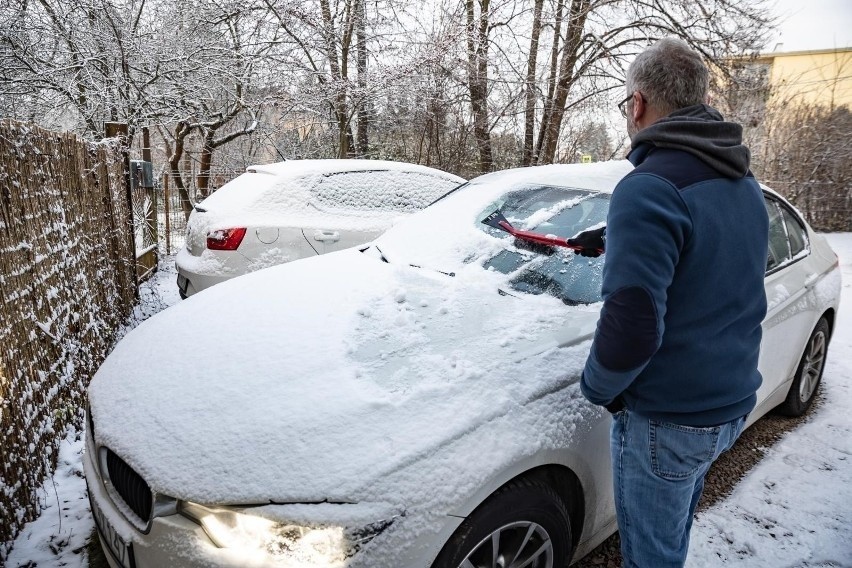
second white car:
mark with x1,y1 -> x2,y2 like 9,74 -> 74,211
176,159 -> 464,298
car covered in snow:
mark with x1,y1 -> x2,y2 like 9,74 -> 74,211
175,159 -> 465,298
85,160 -> 841,568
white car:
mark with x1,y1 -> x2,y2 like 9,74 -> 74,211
175,159 -> 465,298
86,160 -> 841,568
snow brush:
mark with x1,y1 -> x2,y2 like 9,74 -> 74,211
481,209 -> 604,255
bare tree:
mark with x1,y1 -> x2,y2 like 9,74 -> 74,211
429,0 -> 773,167
355,0 -> 369,155
152,0 -> 280,217
1,0 -> 776,183
0,0 -> 162,138
760,103 -> 852,231
713,51 -> 851,231
522,0 -> 544,166
465,0 -> 494,173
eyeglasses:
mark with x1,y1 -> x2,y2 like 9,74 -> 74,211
617,92 -> 645,118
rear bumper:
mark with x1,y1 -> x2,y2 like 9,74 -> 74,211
174,247 -> 245,297
175,265 -> 234,298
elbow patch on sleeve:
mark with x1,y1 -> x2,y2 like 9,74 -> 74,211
594,286 -> 659,372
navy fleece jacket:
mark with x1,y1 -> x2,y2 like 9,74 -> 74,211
580,104 -> 769,427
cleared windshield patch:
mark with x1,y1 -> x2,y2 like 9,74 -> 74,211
479,185 -> 609,305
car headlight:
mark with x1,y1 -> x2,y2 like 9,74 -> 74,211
178,501 -> 394,562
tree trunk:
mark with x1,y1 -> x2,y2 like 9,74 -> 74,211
164,121 -> 195,220
466,0 -> 493,174
522,0 -> 545,166
355,0 -> 369,156
320,0 -> 351,158
196,129 -> 214,200
534,0 -> 564,164
539,0 -> 590,164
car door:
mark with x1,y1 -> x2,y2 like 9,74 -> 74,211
756,193 -> 817,409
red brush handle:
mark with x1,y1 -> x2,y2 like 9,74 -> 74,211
498,221 -> 602,254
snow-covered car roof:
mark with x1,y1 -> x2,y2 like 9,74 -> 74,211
191,159 -> 466,232
244,158 -> 467,180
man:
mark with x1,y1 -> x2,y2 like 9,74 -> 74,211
566,38 -> 769,567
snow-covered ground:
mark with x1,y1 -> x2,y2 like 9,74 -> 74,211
687,234 -> 852,567
6,235 -> 852,568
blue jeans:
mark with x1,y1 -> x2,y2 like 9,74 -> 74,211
611,410 -> 747,567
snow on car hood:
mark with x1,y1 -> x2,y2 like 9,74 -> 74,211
89,249 -> 599,505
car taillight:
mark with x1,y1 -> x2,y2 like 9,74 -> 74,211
206,228 -> 246,251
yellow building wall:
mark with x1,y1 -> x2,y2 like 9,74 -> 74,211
766,49 -> 852,108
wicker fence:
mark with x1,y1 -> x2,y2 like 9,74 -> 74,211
0,121 -> 138,557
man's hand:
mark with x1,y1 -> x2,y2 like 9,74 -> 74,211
566,226 -> 605,257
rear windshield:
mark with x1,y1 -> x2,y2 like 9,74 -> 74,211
309,170 -> 460,212
197,171 -> 285,212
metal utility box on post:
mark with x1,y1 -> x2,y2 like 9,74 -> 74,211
130,160 -> 154,191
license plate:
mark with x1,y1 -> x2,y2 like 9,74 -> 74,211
89,489 -> 133,568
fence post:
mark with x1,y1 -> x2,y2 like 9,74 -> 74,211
163,172 -> 171,256
104,121 -> 139,297
142,126 -> 158,253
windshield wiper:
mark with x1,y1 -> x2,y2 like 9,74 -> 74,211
373,245 -> 390,263
366,246 -> 455,277
408,263 -> 455,277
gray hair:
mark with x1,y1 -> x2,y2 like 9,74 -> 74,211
625,37 -> 709,116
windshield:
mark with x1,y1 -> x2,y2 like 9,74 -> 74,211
478,185 -> 609,305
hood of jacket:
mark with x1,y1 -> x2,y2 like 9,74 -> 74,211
629,104 -> 750,178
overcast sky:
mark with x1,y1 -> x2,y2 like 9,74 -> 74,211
768,0 -> 852,52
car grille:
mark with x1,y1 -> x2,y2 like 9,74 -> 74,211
106,449 -> 153,523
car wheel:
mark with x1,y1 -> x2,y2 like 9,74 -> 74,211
431,478 -> 572,568
777,317 -> 830,416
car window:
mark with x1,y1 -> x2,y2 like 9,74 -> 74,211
309,170 -> 459,212
478,186 -> 609,304
781,206 -> 808,257
765,197 -> 791,273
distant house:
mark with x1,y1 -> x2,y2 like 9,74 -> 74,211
716,47 -> 852,232
755,47 -> 852,108
717,47 -> 851,130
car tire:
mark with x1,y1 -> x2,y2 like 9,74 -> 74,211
776,317 -> 830,417
431,477 -> 572,568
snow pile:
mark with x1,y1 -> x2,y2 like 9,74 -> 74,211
309,169 -> 457,212
88,247 -> 602,505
